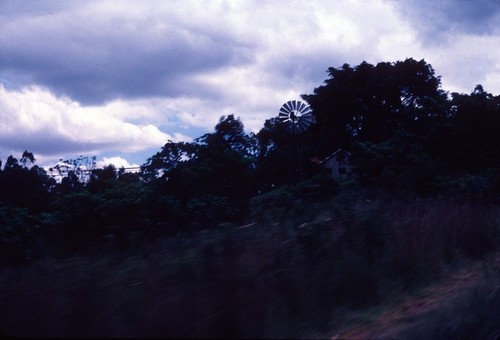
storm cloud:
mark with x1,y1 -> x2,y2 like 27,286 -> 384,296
1,0 -> 499,167
396,0 -> 500,41
0,2 -> 254,104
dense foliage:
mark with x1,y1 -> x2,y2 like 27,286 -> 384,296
1,187 -> 499,337
1,58 -> 499,264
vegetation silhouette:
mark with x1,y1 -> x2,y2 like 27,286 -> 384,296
0,58 -> 499,337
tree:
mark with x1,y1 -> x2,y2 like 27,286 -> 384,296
176,115 -> 255,223
84,164 -> 119,194
210,114 -> 252,155
302,58 -> 449,156
20,150 -> 35,167
56,171 -> 82,195
143,115 -> 256,226
254,117 -> 295,190
0,152 -> 55,211
450,85 -> 500,171
141,141 -> 196,182
353,130 -> 439,190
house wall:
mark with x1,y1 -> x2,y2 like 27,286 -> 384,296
324,155 -> 351,177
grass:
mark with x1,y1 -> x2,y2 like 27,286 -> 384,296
1,188 -> 499,338
333,252 -> 500,339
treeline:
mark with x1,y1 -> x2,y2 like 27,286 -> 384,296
1,58 -> 499,264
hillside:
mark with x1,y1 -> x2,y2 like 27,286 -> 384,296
335,252 -> 500,339
1,181 -> 499,338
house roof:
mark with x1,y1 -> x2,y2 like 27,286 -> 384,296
320,148 -> 351,164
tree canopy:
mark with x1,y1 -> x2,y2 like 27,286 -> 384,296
303,58 -> 450,154
1,58 -> 499,264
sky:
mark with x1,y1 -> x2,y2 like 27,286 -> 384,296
1,0 -> 500,169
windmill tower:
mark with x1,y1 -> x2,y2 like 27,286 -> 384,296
278,100 -> 315,183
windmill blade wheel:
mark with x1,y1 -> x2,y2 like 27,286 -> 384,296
278,100 -> 315,133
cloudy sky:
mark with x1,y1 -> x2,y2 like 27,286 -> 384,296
1,0 -> 499,169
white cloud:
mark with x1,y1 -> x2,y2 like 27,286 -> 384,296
0,84 -> 177,161
96,156 -> 139,169
423,34 -> 500,94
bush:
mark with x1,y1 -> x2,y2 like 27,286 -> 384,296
0,204 -> 44,265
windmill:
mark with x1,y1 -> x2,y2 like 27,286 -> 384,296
278,100 -> 315,134
278,100 -> 315,183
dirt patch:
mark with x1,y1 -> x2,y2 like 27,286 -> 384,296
332,253 -> 500,339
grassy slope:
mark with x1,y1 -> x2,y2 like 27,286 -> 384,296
1,181 -> 499,338
334,252 -> 500,339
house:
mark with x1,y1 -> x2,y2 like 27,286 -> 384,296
321,149 -> 353,177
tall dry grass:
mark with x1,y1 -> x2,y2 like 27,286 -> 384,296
1,193 -> 499,337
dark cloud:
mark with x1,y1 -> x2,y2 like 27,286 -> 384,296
0,1 -> 77,19
0,5 -> 254,105
0,129 -> 104,157
396,0 -> 500,43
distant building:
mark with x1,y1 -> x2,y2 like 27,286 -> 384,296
321,149 -> 353,177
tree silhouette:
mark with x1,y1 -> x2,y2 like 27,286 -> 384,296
0,152 -> 55,211
142,115 -> 256,226
302,58 -> 449,156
